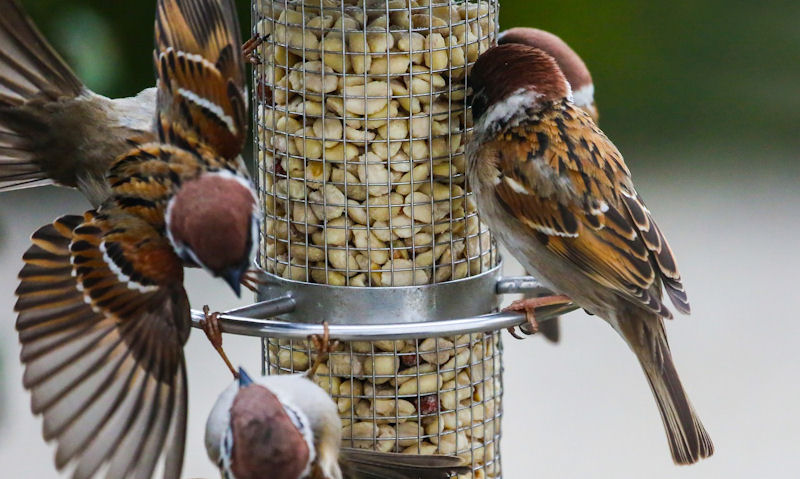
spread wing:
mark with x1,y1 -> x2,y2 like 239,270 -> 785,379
484,103 -> 689,317
154,0 -> 247,160
15,212 -> 190,479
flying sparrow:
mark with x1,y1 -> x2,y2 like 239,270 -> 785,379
0,0 -> 259,207
206,367 -> 469,479
467,43 -> 713,464
497,26 -> 599,342
14,1 -> 258,478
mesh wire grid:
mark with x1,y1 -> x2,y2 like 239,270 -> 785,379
252,0 -> 499,286
252,1 -> 503,477
265,332 -> 503,478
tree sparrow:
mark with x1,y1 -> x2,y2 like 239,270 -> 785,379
206,368 -> 469,479
467,43 -> 713,464
13,1 -> 258,478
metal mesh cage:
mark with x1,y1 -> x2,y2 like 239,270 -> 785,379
251,1 -> 504,477
265,332 -> 503,478
253,0 -> 499,286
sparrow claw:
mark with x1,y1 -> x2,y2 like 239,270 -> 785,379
202,305 -> 239,379
306,322 -> 338,378
506,325 -> 526,340
242,34 -> 264,65
502,295 -> 572,339
240,267 -> 269,293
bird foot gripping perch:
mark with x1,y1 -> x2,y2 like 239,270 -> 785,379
502,294 -> 573,339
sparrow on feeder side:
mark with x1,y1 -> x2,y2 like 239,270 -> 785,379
13,0 -> 258,477
467,43 -> 713,464
206,367 -> 470,479
496,26 -> 599,342
0,0 -> 259,207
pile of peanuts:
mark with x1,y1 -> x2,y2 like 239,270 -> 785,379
255,0 -> 497,286
266,332 -> 502,478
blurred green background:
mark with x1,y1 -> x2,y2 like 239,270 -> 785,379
17,0 -> 800,165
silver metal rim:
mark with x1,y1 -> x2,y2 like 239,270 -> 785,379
190,305 -> 573,340
189,270 -> 578,340
255,260 -> 506,324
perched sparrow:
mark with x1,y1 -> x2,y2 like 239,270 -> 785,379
467,44 -> 713,464
206,368 -> 469,479
14,1 -> 257,478
498,27 -> 597,122
0,0 -> 259,206
497,26 -> 599,342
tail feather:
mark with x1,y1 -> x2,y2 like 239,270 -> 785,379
629,320 -> 713,464
0,0 -> 83,192
340,448 -> 470,479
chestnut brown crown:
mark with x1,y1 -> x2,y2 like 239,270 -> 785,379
229,384 -> 311,479
166,171 -> 257,295
469,44 -> 571,122
498,27 -> 593,94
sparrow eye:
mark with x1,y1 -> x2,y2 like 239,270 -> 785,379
471,90 -> 488,121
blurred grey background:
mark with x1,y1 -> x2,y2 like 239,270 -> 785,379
1,0 -> 798,478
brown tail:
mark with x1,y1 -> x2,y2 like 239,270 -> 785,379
538,316 -> 561,342
623,318 -> 714,464
0,0 -> 84,191
340,448 -> 470,479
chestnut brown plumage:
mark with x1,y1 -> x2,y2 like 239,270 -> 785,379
206,369 -> 470,479
12,1 -> 256,478
166,172 -> 257,294
229,385 -> 311,479
468,44 -> 712,464
495,27 -> 601,341
0,0 -> 256,208
498,27 -> 596,121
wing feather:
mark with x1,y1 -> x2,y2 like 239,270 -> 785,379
488,103 -> 689,317
15,213 -> 190,479
154,0 -> 247,160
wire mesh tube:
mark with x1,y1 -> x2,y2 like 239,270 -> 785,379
254,0 -> 499,286
266,332 -> 503,479
252,1 -> 501,477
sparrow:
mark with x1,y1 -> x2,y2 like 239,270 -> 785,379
0,0 -> 261,207
498,27 -> 597,122
14,1 -> 258,478
497,26 -> 599,342
467,43 -> 713,464
206,367 -> 470,479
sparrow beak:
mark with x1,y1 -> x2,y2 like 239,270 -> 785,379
238,367 -> 254,388
221,263 -> 248,297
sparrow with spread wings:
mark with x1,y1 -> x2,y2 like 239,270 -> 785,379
13,0 -> 258,477
0,0 -> 261,207
467,44 -> 713,464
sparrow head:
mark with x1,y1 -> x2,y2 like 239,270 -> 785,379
469,44 -> 570,126
166,169 -> 258,296
228,380 -> 314,479
498,27 -> 597,121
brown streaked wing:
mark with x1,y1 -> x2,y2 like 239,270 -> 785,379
105,142 -> 209,229
15,212 -> 190,479
154,0 -> 246,160
490,103 -> 687,317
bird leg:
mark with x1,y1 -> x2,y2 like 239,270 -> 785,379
502,295 -> 572,339
241,34 -> 264,65
306,322 -> 339,379
201,305 -> 239,379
